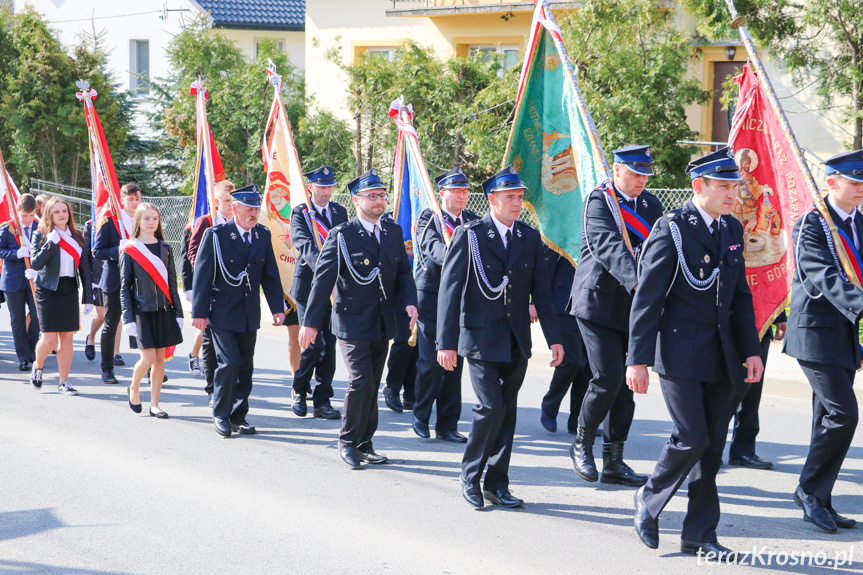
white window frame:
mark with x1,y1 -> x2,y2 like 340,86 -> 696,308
129,39 -> 150,96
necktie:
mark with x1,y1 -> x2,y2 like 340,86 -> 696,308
24,224 -> 31,241
505,229 -> 512,253
372,225 -> 380,247
629,199 -> 637,213
320,207 -> 331,229
845,217 -> 858,249
243,231 -> 250,247
455,217 -> 462,227
709,220 -> 718,235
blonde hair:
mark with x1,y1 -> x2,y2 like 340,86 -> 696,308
38,197 -> 83,246
130,203 -> 166,241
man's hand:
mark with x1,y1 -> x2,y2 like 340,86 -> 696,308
191,318 -> 207,330
83,304 -> 93,315
184,290 -> 193,303
438,350 -> 458,371
773,321 -> 787,342
299,326 -> 317,350
272,312 -> 285,326
626,364 -> 650,394
16,246 -> 30,259
24,268 -> 37,280
529,304 -> 538,324
406,305 -> 418,330
549,343 -> 564,367
745,355 -> 764,383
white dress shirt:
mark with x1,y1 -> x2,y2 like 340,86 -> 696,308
358,216 -> 381,243
694,202 -> 720,235
828,194 -> 859,249
490,213 -> 515,248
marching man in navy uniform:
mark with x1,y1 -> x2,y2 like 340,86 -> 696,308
783,149 -> 863,533
437,165 -> 563,508
289,165 -> 348,420
298,169 -> 417,468
192,184 -> 285,438
626,147 -> 763,558
412,167 -> 480,443
569,145 -> 663,487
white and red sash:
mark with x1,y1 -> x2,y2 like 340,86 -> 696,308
55,226 -> 82,268
123,238 -> 172,304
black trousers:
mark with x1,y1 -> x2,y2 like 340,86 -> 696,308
338,338 -> 388,450
462,351 -> 529,492
541,314 -> 590,432
414,315 -> 463,432
643,375 -> 737,543
210,326 -> 258,425
797,360 -> 859,505
202,326 -> 217,395
100,288 -> 122,371
729,333 -> 772,459
385,334 -> 417,403
5,287 -> 38,362
576,318 -> 635,442
292,298 -> 336,407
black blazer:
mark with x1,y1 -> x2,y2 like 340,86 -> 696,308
191,220 -> 284,333
783,203 -> 863,370
0,221 -> 36,293
545,247 -> 576,316
572,183 -> 663,332
627,200 -> 762,384
180,226 -> 194,292
82,220 -> 103,288
30,229 -> 92,303
119,241 -> 183,324
303,217 -> 417,342
93,216 -> 123,293
289,201 -> 349,302
436,214 -> 561,362
414,208 -> 480,320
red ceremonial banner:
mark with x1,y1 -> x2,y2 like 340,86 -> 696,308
728,64 -> 814,339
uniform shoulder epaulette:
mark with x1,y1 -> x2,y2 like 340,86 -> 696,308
464,209 -> 480,219
0,220 -> 13,232
515,220 -> 536,231
464,218 -> 483,229
331,221 -> 350,234
665,208 -> 683,221
99,214 -> 113,227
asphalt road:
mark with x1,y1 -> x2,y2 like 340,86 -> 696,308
0,305 -> 861,574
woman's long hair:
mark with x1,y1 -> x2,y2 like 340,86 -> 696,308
130,203 -> 166,241
37,197 -> 84,246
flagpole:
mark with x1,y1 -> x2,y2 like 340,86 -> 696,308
197,84 -> 217,223
724,0 -> 860,288
0,148 -> 34,294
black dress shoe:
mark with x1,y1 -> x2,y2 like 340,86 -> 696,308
113,353 -> 125,366
231,421 -> 256,435
214,418 -> 232,438
728,454 -> 774,469
340,445 -> 361,469
358,449 -> 388,464
149,407 -> 169,419
18,360 -> 31,372
681,540 -> 736,560
484,489 -> 525,508
292,391 -> 308,417
101,370 -> 119,384
634,486 -> 659,549
84,344 -> 96,361
794,486 -> 837,533
827,506 -> 857,529
383,387 -> 403,413
460,476 -> 483,508
313,404 -> 341,419
128,386 -> 142,414
402,399 -> 414,411
437,430 -> 467,443
540,411 -> 557,432
412,418 -> 430,439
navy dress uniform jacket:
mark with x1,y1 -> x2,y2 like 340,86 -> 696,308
303,217 -> 417,342
191,220 -> 284,333
783,204 -> 863,370
572,184 -> 663,333
627,200 -> 762,383
93,217 -> 124,293
289,201 -> 349,302
437,214 -> 561,362
0,222 -> 35,293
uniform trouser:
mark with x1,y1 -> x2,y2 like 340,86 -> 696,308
202,326 -> 217,394
5,287 -> 38,362
642,375 -> 737,543
339,338 -> 388,450
576,318 -> 635,442
414,315 -> 463,432
729,333 -> 772,459
385,333 -> 417,403
100,288 -> 121,371
462,349 -> 529,492
797,360 -> 859,505
293,298 -> 336,407
541,314 -> 590,432
210,326 -> 258,425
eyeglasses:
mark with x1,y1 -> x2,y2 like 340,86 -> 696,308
357,193 -> 388,201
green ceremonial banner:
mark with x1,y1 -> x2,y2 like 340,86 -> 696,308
503,0 -> 607,266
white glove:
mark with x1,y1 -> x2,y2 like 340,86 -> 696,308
176,317 -> 184,329
24,269 -> 37,280
119,239 -> 128,251
184,290 -> 193,302
83,304 -> 93,315
49,230 -> 61,244
92,283 -> 100,291
16,246 -> 30,258
123,322 -> 137,337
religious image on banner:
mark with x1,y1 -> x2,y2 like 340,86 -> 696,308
732,147 -> 786,268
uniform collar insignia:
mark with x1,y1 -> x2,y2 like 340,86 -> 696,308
642,198 -> 648,208
516,228 -> 523,238
230,232 -> 237,240
487,228 -> 496,239
720,218 -> 727,228
688,214 -> 698,226
254,230 -> 259,239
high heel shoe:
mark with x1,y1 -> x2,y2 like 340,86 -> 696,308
128,386 -> 142,414
149,407 -> 169,419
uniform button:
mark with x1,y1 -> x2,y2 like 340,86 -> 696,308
673,328 -> 677,333
507,312 -> 510,317
378,261 -> 382,266
719,303 -> 722,307
508,272 -> 512,276
720,282 -> 723,286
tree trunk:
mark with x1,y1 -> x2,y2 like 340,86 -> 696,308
354,112 -> 363,178
49,132 -> 58,184
854,36 -> 862,149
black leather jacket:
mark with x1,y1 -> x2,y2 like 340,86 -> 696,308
119,241 -> 183,324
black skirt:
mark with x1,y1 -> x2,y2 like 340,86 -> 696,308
131,308 -> 183,350
35,277 -> 80,333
